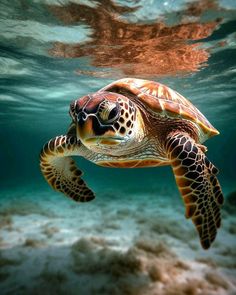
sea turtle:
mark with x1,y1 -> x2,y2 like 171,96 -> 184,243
40,78 -> 224,249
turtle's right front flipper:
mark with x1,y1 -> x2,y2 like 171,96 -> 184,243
40,135 -> 95,202
166,132 -> 224,249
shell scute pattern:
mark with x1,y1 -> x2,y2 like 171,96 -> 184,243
100,78 -> 219,139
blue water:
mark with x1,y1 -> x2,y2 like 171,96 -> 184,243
0,1 -> 236,294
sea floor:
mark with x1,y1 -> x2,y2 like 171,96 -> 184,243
0,187 -> 235,295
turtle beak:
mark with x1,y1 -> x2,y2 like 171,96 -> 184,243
76,113 -> 95,141
76,112 -> 119,146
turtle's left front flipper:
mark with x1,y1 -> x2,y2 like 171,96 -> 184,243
40,135 -> 95,202
165,132 -> 224,249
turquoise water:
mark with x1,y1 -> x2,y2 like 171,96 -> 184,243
0,1 -> 236,294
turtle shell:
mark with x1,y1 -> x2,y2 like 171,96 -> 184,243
99,78 -> 219,140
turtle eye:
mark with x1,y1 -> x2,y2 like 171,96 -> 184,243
107,106 -> 119,122
98,101 -> 120,124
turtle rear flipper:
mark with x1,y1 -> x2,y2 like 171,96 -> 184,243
166,132 -> 224,249
40,135 -> 95,202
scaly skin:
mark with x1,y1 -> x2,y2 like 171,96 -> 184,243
165,132 -> 224,249
40,135 -> 95,202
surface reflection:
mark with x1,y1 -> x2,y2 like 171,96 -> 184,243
48,0 -> 221,78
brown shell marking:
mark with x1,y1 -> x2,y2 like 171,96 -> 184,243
100,78 -> 219,138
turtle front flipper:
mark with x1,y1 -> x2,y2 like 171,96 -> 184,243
40,135 -> 95,202
165,133 -> 224,249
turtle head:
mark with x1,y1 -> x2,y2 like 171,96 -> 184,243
70,91 -> 144,153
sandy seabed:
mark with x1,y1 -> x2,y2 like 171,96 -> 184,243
0,187 -> 235,295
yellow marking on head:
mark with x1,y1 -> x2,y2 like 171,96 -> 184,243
84,138 -> 97,144
100,139 -> 120,145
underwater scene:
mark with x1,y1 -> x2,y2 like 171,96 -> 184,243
0,0 -> 236,294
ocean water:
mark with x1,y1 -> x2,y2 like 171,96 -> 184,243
0,0 -> 236,294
